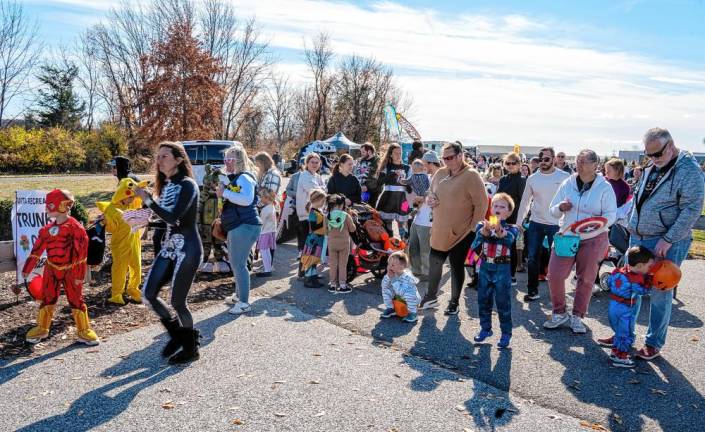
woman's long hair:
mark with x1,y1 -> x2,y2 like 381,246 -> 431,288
377,143 -> 401,178
254,151 -> 275,183
332,153 -> 353,176
154,141 -> 194,197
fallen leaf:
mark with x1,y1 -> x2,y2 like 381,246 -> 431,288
230,418 -> 244,425
159,388 -> 172,393
313,411 -> 325,417
455,405 -> 466,412
71,376 -> 82,381
612,413 -> 623,425
651,388 -> 667,396
393,373 -> 401,378
236,373 -> 246,378
86,349 -> 99,353
273,380 -> 286,384
548,415 -> 561,420
274,412 -> 287,417
691,336 -> 700,342
161,401 -> 176,409
313,353 -> 322,357
308,380 -> 321,385
628,379 -> 640,384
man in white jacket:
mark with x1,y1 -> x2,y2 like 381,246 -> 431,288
516,147 -> 570,302
543,149 -> 617,334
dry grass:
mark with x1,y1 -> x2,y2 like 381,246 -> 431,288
0,175 -> 116,208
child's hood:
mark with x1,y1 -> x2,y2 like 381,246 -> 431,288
393,270 -> 419,286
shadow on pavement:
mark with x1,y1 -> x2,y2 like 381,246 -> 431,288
15,311 -> 233,432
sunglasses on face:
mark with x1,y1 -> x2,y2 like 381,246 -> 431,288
540,157 -> 552,163
557,155 -> 565,158
442,154 -> 457,162
645,141 -> 669,159
504,161 -> 518,166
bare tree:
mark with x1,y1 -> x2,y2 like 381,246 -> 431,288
263,71 -> 294,151
0,0 -> 41,125
333,55 -> 392,142
73,34 -> 102,130
304,32 -> 335,141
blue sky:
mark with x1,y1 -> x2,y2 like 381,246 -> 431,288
12,0 -> 705,154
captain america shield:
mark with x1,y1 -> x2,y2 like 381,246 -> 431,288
569,216 -> 608,240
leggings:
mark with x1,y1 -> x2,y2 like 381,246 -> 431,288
425,230 -> 475,305
296,220 -> 310,252
142,251 -> 201,328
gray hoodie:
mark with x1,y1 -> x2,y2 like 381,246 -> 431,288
628,150 -> 705,243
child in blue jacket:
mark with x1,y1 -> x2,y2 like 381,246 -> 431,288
471,193 -> 519,349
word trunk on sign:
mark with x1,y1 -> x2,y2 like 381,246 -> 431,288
11,190 -> 48,286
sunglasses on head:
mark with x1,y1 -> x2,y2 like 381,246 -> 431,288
645,141 -> 669,159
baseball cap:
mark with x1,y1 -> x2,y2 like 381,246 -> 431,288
421,151 -> 440,164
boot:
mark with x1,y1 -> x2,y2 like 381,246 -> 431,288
304,276 -> 323,288
72,306 -> 100,346
26,304 -> 55,343
125,287 -> 142,303
160,317 -> 181,358
108,294 -> 126,305
168,328 -> 200,364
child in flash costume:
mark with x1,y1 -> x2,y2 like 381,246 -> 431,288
199,164 -> 229,272
142,173 -> 203,364
97,177 -> 149,305
22,189 -> 99,345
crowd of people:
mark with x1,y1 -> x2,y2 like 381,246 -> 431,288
19,127 -> 705,368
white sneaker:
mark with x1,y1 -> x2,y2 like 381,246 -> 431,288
570,315 -> 587,334
419,298 -> 439,310
228,302 -> 251,315
543,313 -> 570,329
224,295 -> 237,305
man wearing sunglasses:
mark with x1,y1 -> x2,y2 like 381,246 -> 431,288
627,127 -> 704,361
516,147 -> 570,301
555,152 -> 573,174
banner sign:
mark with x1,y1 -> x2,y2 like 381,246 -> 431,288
11,190 -> 48,284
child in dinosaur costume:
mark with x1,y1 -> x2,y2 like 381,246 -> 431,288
22,189 -> 99,345
97,177 -> 149,305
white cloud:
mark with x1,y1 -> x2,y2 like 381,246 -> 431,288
230,0 -> 705,154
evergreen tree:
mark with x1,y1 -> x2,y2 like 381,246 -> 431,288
33,63 -> 85,130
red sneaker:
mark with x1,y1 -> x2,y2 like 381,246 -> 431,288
597,336 -> 614,347
538,274 -> 547,282
635,345 -> 661,360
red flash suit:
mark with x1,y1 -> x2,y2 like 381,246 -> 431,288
23,189 -> 99,345
23,216 -> 89,309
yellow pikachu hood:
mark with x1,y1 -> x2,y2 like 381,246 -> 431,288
112,178 -> 149,205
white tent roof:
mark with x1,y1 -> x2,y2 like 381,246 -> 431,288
323,132 -> 361,150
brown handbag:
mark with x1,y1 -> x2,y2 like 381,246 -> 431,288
211,218 -> 227,241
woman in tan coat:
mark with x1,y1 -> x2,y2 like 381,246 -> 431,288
420,142 -> 488,315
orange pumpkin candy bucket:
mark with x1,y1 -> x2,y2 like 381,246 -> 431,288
649,259 -> 681,291
392,295 -> 409,318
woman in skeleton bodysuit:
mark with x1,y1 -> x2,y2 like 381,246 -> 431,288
136,141 -> 203,364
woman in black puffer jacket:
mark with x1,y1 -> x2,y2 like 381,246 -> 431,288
497,152 -> 526,283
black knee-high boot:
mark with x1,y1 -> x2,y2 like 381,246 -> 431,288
160,317 -> 181,358
168,327 -> 200,364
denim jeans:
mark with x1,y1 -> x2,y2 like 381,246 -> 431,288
227,223 -> 262,304
526,221 -> 559,294
477,263 -> 513,335
629,235 -> 692,349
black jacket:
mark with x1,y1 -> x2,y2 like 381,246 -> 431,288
327,171 -> 362,204
497,172 -> 526,224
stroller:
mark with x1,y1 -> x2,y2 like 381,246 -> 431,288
346,203 -> 406,282
596,223 -> 630,292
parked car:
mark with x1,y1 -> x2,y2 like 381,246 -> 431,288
181,140 -> 236,186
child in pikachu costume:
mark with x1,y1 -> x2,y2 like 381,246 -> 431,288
97,177 -> 149,305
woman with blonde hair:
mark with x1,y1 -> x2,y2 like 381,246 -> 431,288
295,153 -> 326,267
217,143 -> 263,315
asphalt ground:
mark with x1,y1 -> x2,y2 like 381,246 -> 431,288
1,297 -> 588,432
